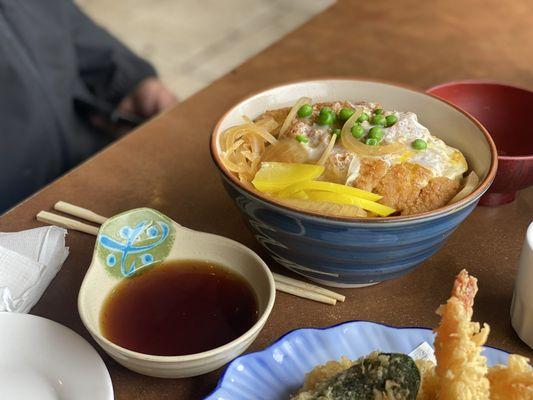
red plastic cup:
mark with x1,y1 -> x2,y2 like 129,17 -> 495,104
427,80 -> 533,206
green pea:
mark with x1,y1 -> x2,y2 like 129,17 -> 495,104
371,114 -> 387,126
374,108 -> 384,115
332,128 -> 341,136
330,109 -> 338,123
385,114 -> 398,127
365,138 -> 379,146
357,112 -> 369,122
317,107 -> 335,126
351,124 -> 365,139
297,104 -> 313,118
412,139 -> 427,150
338,107 -> 355,121
368,126 -> 383,140
317,112 -> 335,126
296,135 -> 309,143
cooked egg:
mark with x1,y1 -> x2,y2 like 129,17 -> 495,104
280,101 -> 467,184
318,105 -> 467,183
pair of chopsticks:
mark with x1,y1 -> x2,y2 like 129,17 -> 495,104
36,202 -> 346,306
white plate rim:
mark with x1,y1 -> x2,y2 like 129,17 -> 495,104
0,312 -> 113,400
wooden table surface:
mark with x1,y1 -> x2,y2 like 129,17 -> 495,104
2,0 -> 533,398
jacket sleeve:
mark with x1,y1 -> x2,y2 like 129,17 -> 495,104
64,1 -> 157,105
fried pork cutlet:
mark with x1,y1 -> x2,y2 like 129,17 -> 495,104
403,177 -> 460,215
373,163 -> 433,214
321,158 -> 459,216
353,158 -> 389,193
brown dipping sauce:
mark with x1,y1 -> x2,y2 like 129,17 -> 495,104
100,260 -> 258,356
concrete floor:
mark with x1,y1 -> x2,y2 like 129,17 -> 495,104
77,0 -> 334,99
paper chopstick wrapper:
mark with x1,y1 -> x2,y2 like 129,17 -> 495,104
408,341 -> 437,363
0,226 -> 69,313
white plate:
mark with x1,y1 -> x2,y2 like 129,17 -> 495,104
0,313 -> 113,400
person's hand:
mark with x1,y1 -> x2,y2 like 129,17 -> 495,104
89,77 -> 177,136
118,77 -> 178,118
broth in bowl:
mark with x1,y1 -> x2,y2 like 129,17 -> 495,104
220,99 -> 478,218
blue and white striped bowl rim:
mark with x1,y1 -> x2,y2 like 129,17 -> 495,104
204,320 -> 509,400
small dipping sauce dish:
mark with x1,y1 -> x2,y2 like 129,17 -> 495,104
78,208 -> 275,378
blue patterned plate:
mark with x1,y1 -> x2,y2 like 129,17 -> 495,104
204,320 -> 509,400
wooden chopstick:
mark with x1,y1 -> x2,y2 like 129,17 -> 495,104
54,201 -> 107,224
36,211 -> 100,236
273,273 -> 345,302
275,281 -> 337,305
37,202 -> 345,306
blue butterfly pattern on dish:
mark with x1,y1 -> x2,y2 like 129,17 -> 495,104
99,220 -> 170,277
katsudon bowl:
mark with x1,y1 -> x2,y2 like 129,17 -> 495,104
210,79 -> 497,287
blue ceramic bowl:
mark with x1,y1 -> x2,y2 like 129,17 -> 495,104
211,80 -> 497,287
204,320 -> 509,400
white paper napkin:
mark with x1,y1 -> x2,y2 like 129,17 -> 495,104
0,226 -> 69,313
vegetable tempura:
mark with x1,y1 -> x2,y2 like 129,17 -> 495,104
291,270 -> 533,400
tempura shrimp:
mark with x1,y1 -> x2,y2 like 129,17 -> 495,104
433,269 -> 490,399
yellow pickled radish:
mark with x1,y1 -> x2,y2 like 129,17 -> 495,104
278,198 -> 367,218
305,190 -> 396,217
252,162 -> 325,193
288,190 -> 309,200
278,180 -> 381,201
275,189 -> 309,200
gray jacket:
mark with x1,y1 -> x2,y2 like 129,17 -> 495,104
0,0 -> 156,211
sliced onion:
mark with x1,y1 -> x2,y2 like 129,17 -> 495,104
221,119 -> 279,181
226,139 -> 244,154
261,138 -> 309,163
340,107 -> 405,156
242,117 -> 278,145
279,97 -> 312,136
253,127 -> 278,145
254,115 -> 279,133
317,133 -> 338,166
221,155 -> 247,173
449,171 -> 480,204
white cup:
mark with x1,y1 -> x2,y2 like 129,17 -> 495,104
511,221 -> 533,349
